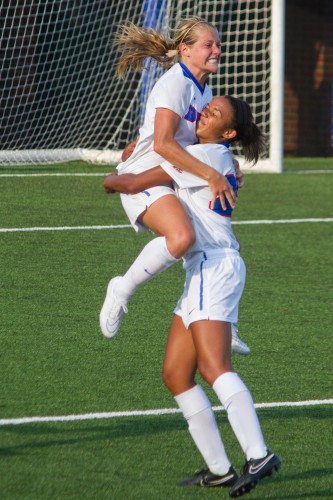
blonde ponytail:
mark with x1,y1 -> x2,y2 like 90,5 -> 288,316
114,23 -> 175,79
114,16 -> 216,79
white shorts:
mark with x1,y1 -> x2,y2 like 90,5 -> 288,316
120,186 -> 176,232
174,249 -> 246,329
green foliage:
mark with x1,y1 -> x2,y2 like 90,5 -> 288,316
0,161 -> 332,499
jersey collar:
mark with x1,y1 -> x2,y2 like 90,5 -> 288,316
218,141 -> 230,148
179,62 -> 206,94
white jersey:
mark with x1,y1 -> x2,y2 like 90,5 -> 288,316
161,143 -> 240,267
117,63 -> 212,174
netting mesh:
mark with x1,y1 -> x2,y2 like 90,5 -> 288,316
0,0 -> 272,166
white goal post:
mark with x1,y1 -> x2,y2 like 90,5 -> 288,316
0,0 -> 285,172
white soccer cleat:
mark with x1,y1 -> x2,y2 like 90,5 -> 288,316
99,276 -> 128,338
231,324 -> 251,355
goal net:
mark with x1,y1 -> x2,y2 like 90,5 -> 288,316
0,0 -> 284,171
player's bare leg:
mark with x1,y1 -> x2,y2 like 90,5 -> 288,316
163,315 -> 238,487
100,196 -> 194,338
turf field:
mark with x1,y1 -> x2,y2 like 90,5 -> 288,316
0,158 -> 332,499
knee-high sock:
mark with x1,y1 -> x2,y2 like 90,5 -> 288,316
212,372 -> 267,460
115,237 -> 178,302
174,385 -> 231,475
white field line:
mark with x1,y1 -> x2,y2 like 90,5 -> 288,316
0,399 -> 332,426
231,218 -> 333,225
0,170 -> 332,178
1,218 -> 333,233
0,225 -> 132,233
0,173 -> 108,177
285,170 -> 333,174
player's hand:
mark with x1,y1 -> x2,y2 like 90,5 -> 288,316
233,158 -> 245,188
208,170 -> 236,210
104,172 -> 118,193
121,136 -> 139,161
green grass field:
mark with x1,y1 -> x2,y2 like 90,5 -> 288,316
0,158 -> 332,499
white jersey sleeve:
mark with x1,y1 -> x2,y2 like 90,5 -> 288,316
118,64 -> 212,174
161,143 -> 239,257
152,72 -> 193,118
161,144 -> 234,188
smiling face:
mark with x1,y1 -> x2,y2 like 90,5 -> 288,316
196,96 -> 237,144
179,27 -> 221,85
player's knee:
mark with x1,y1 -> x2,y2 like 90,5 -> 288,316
167,226 -> 195,258
197,361 -> 217,387
162,367 -> 195,396
162,366 -> 175,392
162,365 -> 184,393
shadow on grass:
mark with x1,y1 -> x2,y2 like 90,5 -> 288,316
266,467 -> 333,500
255,405 -> 333,422
268,489 -> 333,499
0,405 -> 332,457
0,415 -> 186,456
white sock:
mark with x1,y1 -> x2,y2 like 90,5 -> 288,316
115,237 -> 178,302
212,372 -> 267,460
174,385 -> 231,475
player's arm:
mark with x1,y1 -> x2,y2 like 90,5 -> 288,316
103,166 -> 172,194
153,107 -> 236,209
121,136 -> 139,161
233,158 -> 244,188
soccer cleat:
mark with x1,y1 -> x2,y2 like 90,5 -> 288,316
229,450 -> 281,497
99,276 -> 128,338
178,466 -> 238,487
231,324 -> 251,356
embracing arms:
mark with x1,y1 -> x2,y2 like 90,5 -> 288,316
153,108 -> 236,208
103,167 -> 171,194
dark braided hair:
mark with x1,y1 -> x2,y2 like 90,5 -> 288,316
225,96 -> 266,165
